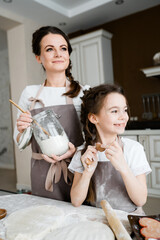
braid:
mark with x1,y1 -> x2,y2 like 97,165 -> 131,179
63,60 -> 81,98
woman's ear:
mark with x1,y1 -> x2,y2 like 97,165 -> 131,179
88,113 -> 98,124
35,55 -> 41,64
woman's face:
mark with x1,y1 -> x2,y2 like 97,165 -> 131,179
93,92 -> 129,136
36,33 -> 70,73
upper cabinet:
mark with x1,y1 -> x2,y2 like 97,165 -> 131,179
70,29 -> 114,87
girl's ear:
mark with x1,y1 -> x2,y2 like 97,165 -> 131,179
35,55 -> 41,64
88,113 -> 98,124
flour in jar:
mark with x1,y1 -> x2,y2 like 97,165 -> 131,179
39,132 -> 69,156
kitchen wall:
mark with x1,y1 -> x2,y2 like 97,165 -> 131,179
69,5 -> 160,121
0,30 -> 14,169
0,8 -> 43,190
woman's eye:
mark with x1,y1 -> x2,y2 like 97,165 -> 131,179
125,108 -> 128,113
61,47 -> 67,51
46,48 -> 53,52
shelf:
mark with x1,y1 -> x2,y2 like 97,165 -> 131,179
141,65 -> 160,78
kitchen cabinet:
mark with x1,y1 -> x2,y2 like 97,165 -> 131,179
70,29 -> 114,87
122,130 -> 160,198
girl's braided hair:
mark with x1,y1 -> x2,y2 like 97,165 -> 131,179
81,84 -> 128,154
32,26 -> 81,98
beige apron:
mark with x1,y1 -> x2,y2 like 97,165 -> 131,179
29,82 -> 84,201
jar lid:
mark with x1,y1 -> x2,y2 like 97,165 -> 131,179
18,126 -> 33,150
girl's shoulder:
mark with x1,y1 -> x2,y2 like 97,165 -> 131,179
121,137 -> 143,150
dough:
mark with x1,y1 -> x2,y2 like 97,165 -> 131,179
44,221 -> 115,240
5,205 -> 64,240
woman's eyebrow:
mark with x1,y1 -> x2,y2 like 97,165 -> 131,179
44,44 -> 68,49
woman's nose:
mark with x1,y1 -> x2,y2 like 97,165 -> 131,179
54,49 -> 61,57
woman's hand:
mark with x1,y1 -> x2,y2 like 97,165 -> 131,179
17,111 -> 32,133
105,141 -> 128,173
42,142 -> 76,163
81,145 -> 98,173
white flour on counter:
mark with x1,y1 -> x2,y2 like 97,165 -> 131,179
5,205 -> 64,240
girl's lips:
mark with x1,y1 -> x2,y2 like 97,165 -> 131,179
114,123 -> 126,128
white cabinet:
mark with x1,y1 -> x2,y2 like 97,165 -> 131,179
70,29 -> 114,87
122,131 -> 160,198
148,136 -> 160,197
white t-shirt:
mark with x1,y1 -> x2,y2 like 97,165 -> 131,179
13,83 -> 90,143
68,137 -> 152,177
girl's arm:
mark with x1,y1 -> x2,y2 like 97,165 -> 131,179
70,171 -> 92,207
121,169 -> 147,207
70,145 -> 98,207
105,141 -> 147,207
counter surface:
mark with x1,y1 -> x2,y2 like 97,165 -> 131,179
0,194 -> 132,239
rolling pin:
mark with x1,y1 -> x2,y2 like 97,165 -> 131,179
101,200 -> 132,240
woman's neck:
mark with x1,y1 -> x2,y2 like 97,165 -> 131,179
45,72 -> 67,87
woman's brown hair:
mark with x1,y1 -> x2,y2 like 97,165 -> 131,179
32,26 -> 81,97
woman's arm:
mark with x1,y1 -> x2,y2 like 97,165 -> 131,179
70,145 -> 98,207
105,141 -> 147,207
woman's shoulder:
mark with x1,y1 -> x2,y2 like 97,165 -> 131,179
80,84 -> 90,91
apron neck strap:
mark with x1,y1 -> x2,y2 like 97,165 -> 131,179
30,82 -> 45,111
30,80 -> 73,110
65,80 -> 73,104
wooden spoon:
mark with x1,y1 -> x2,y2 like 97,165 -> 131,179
9,99 -> 50,137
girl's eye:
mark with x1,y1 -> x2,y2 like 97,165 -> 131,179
125,108 -> 128,113
111,110 -> 118,113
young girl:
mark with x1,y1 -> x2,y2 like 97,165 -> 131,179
69,84 -> 151,212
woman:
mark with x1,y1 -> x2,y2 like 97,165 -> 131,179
14,26 -> 89,201
69,84 -> 151,212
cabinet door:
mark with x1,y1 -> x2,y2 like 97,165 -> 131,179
80,37 -> 104,87
139,135 -> 151,188
70,43 -> 82,83
122,135 -> 138,141
151,162 -> 160,189
149,135 -> 160,161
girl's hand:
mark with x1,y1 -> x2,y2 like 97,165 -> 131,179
42,142 -> 76,163
81,145 -> 98,173
17,111 -> 32,133
105,141 -> 128,173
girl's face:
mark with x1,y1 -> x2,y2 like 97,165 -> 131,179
93,92 -> 129,136
36,33 -> 69,73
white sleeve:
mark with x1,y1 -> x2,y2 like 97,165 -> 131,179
13,87 -> 31,144
68,145 -> 84,174
125,141 -> 152,176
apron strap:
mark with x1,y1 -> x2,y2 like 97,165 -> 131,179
32,152 -> 72,192
29,82 -> 45,111
29,80 -> 73,110
65,79 -> 73,104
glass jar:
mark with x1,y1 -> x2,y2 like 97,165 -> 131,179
32,109 -> 69,157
